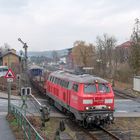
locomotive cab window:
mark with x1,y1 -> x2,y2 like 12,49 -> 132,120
84,83 -> 96,94
98,83 -> 110,93
73,84 -> 79,92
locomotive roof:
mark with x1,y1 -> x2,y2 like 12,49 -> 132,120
50,70 -> 108,83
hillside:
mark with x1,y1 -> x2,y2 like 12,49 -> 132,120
28,49 -> 69,58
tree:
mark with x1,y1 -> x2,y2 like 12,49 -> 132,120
96,34 -> 117,77
52,51 -> 59,63
129,18 -> 140,75
72,41 -> 96,67
0,43 -> 11,54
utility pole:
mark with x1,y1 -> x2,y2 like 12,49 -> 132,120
18,38 -> 28,86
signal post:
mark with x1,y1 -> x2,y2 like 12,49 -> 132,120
4,69 -> 15,114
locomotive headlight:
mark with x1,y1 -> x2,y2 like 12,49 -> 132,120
83,99 -> 93,104
105,99 -> 113,104
85,107 -> 89,110
108,106 -> 111,109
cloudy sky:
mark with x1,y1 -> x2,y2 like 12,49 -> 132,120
0,0 -> 139,51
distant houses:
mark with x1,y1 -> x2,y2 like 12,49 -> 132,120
0,48 -> 21,74
115,41 -> 132,63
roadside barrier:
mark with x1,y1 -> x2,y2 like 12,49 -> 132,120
10,104 -> 44,140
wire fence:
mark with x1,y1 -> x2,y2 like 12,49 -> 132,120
10,104 -> 44,140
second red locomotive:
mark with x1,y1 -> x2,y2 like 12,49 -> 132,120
44,70 -> 114,127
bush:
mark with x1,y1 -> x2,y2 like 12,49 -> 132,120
114,69 -> 132,83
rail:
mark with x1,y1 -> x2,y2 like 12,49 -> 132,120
99,126 -> 121,140
114,88 -> 136,99
10,104 -> 44,140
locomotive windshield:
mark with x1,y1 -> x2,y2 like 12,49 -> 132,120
84,84 -> 97,93
84,83 -> 111,94
98,83 -> 110,93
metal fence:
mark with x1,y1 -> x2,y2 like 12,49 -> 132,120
10,104 -> 44,140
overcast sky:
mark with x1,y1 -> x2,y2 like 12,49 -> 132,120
0,0 -> 139,51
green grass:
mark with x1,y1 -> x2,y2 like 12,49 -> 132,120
10,118 -> 18,126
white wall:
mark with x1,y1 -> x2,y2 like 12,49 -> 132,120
133,76 -> 140,92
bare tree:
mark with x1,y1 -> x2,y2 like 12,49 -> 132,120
52,50 -> 59,63
96,34 -> 117,77
0,43 -> 11,54
129,18 -> 140,75
72,41 -> 96,67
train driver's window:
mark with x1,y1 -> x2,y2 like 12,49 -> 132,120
84,84 -> 96,94
73,84 -> 79,92
98,83 -> 110,93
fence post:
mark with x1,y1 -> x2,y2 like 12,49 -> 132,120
28,125 -> 31,140
17,111 -> 19,127
36,134 -> 39,140
24,118 -> 26,140
20,112 -> 22,127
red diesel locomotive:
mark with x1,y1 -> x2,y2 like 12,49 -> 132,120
44,70 -> 114,127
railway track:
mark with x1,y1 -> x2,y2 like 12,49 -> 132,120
81,126 -> 121,140
114,88 -> 136,100
65,119 -> 121,140
96,126 -> 121,140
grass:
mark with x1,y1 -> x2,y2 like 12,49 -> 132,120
6,113 -> 24,140
7,113 -> 140,140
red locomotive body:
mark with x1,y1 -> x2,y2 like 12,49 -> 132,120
45,71 -> 114,127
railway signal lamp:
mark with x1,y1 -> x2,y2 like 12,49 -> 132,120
26,87 -> 31,95
21,87 -> 31,96
21,88 -> 26,96
16,74 -> 20,80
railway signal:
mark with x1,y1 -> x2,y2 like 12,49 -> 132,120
20,87 -> 31,115
18,38 -> 29,86
21,87 -> 31,96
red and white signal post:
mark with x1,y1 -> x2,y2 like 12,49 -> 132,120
4,69 -> 15,114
